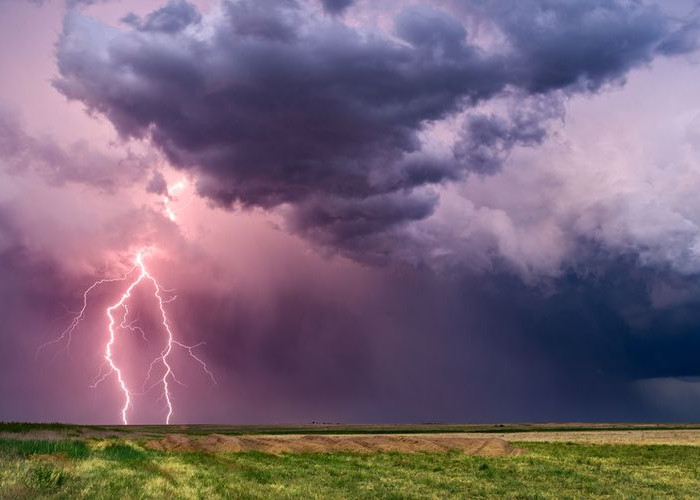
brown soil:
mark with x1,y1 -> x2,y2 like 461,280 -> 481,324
144,433 -> 524,456
9,425 -> 700,449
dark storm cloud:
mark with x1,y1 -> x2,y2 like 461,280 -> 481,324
288,189 -> 438,264
454,94 -> 565,174
56,0 -> 501,208
464,0 -> 691,92
222,0 -> 301,42
53,0 -> 698,261
531,255 -> 700,387
122,0 -> 201,33
319,0 -> 352,15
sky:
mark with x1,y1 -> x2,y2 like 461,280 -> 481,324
1,0 -> 700,424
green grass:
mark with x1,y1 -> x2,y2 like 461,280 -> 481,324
0,422 -> 81,434
2,438 -> 700,498
0,439 -> 89,459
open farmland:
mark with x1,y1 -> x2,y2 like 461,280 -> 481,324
2,423 -> 700,498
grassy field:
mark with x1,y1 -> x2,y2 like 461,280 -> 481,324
2,431 -> 700,498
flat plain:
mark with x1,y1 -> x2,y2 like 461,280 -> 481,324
2,422 -> 700,498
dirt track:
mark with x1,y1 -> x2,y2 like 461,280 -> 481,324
144,433 -> 523,456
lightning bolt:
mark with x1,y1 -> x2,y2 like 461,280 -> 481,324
39,179 -> 215,424
36,266 -> 138,357
163,179 -> 194,223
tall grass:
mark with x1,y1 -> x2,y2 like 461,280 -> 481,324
0,439 -> 89,459
0,421 -> 80,433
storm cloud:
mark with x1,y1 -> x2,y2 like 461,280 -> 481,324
4,0 -> 700,424
53,0 -> 698,264
454,94 -> 565,175
320,0 -> 352,15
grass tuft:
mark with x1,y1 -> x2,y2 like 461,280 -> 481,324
0,439 -> 89,459
100,443 -> 146,461
23,463 -> 69,493
0,421 -> 80,433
